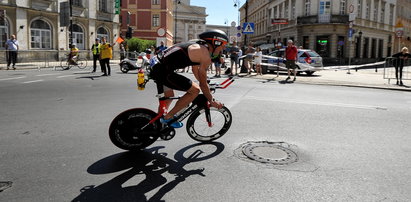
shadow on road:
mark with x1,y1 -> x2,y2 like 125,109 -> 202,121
72,142 -> 225,202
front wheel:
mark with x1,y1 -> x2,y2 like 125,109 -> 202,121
120,63 -> 129,73
77,59 -> 87,69
186,106 -> 232,142
109,108 -> 160,151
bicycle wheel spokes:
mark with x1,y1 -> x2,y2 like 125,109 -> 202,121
77,59 -> 87,69
186,106 -> 232,142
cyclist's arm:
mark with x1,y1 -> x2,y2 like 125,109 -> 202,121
189,45 -> 222,108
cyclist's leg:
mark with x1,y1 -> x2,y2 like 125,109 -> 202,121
163,72 -> 199,120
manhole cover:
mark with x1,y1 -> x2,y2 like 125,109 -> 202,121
242,142 -> 298,165
0,181 -> 12,192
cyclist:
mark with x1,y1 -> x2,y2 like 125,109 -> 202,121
68,43 -> 79,65
150,29 -> 228,128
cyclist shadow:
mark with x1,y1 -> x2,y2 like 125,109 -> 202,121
71,142 -> 225,202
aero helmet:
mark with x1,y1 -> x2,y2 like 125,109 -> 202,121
198,29 -> 228,48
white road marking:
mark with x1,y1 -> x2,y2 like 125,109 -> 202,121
246,96 -> 387,110
0,76 -> 27,81
57,75 -> 76,78
22,80 -> 44,84
36,73 -> 61,77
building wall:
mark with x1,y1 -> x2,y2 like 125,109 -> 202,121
241,0 -> 399,63
121,0 -> 173,46
1,0 -> 120,51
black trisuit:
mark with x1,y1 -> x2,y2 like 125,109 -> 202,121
151,42 -> 201,92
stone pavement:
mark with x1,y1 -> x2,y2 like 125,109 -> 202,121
1,60 -> 411,92
237,67 -> 411,92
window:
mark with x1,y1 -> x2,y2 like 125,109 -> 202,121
389,5 -> 394,25
285,1 -> 289,18
319,1 -> 331,15
152,0 -> 160,5
152,14 -> 159,27
0,17 -> 9,50
380,3 -> 385,23
69,24 -> 84,50
340,0 -> 346,15
99,0 -> 108,12
97,27 -> 109,42
305,0 -> 311,16
30,20 -> 52,49
366,1 -> 370,19
291,0 -> 296,19
72,0 -> 82,7
373,0 -> 378,21
358,0 -> 362,18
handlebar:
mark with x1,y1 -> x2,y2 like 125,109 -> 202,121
209,76 -> 235,94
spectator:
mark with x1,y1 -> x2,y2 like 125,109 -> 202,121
254,46 -> 263,75
150,45 -> 156,59
91,38 -> 101,73
5,34 -> 19,70
392,47 -> 411,86
119,42 -> 126,61
244,43 -> 256,74
212,49 -> 224,78
229,41 -> 240,75
155,40 -> 167,55
284,40 -> 298,81
100,37 -> 115,76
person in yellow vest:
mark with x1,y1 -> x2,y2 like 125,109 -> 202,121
91,38 -> 101,73
99,37 -> 116,76
68,44 -> 79,65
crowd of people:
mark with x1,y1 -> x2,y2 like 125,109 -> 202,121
2,31 -> 411,87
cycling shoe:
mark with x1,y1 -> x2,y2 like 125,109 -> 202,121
160,117 -> 183,128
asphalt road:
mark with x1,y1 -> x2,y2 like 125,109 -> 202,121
1,68 -> 411,201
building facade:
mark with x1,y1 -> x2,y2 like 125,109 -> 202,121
119,0 -> 206,46
394,0 -> 411,53
240,0 -> 399,64
174,0 -> 207,44
0,0 -> 120,51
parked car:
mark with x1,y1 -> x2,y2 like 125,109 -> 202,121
261,49 -> 323,75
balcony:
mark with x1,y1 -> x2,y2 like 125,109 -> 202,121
97,11 -> 113,22
31,0 -> 57,12
297,15 -> 349,25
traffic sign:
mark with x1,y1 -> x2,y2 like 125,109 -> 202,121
242,22 -> 254,34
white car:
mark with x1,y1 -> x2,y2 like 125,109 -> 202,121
261,49 -> 324,75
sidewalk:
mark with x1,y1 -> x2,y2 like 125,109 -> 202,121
235,67 -> 411,92
1,61 -> 411,92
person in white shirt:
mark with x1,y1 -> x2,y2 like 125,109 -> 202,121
5,34 -> 19,70
254,47 -> 263,75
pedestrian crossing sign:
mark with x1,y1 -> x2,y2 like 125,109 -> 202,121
242,22 -> 254,34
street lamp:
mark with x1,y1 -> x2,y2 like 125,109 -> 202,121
174,0 -> 181,44
233,0 -> 241,26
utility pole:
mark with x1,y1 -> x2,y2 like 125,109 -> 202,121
69,0 -> 73,47
244,0 -> 248,46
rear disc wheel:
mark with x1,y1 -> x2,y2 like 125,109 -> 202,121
109,108 -> 160,151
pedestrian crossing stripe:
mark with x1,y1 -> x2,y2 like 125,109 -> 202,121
242,22 -> 254,34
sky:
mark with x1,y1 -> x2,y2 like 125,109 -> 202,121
190,0 -> 242,26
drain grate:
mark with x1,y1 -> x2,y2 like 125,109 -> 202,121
242,141 -> 298,165
0,181 -> 12,192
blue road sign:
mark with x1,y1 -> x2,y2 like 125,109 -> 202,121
348,28 -> 353,38
242,22 -> 255,34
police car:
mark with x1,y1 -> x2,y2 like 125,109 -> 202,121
261,49 -> 323,75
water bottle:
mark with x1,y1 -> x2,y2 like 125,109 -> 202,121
137,69 -> 145,90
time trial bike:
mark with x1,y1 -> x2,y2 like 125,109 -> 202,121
109,76 -> 235,151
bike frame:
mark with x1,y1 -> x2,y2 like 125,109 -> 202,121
146,76 -> 235,128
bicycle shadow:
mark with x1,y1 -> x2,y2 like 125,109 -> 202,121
71,142 -> 225,202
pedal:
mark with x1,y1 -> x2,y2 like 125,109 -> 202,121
160,127 -> 176,140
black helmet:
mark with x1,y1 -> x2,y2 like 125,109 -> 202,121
198,29 -> 228,48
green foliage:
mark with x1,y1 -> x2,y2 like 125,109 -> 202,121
126,38 -> 156,52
